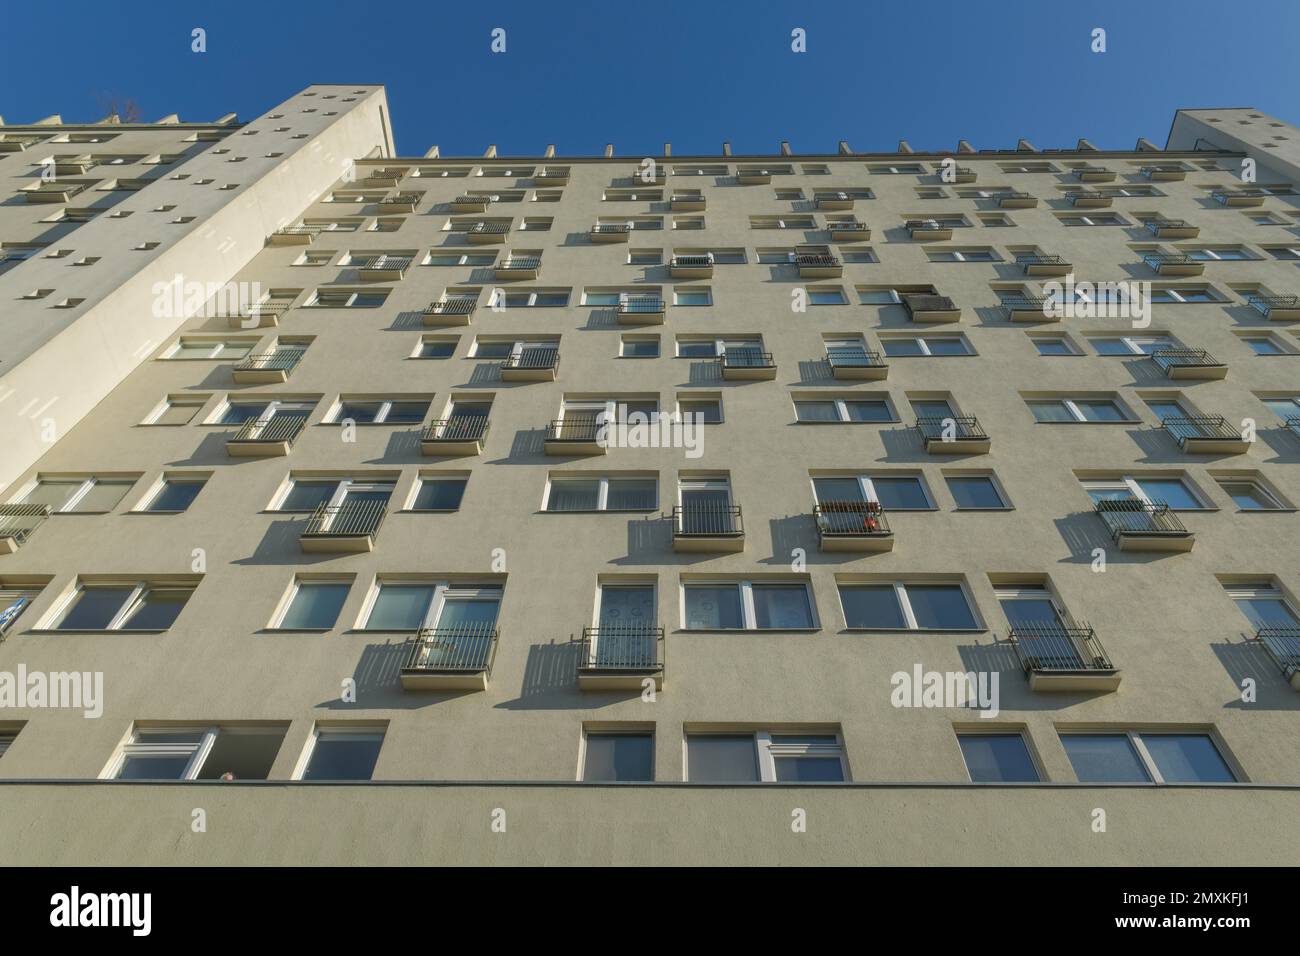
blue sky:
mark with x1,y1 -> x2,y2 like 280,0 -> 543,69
3,0 -> 1299,157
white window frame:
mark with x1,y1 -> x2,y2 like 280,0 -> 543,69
543,475 -> 658,512
683,731 -> 847,783
1062,213 -> 1126,226
46,580 -> 194,632
927,248 -> 1000,263
1090,334 -> 1178,356
163,338 -> 252,360
881,335 -> 973,357
680,579 -> 819,632
1081,475 -> 1209,510
136,475 -> 206,513
1029,396 -> 1131,423
1150,286 -> 1220,304
1059,730 -> 1236,785
810,473 -> 934,509
101,726 -> 217,780
330,397 -> 429,425
1216,478 -> 1285,511
271,476 -> 394,513
291,725 -> 386,780
214,398 -> 314,430
838,579 -> 981,631
270,577 -> 352,630
19,476 -> 134,514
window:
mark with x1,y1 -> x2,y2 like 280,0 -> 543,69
673,287 -> 712,306
1027,396 -> 1131,423
958,733 -> 1040,783
362,581 -> 502,633
1266,246 -> 1300,261
1061,732 -> 1236,784
628,248 -> 662,265
1150,287 -> 1220,304
163,338 -> 252,360
275,579 -> 351,630
331,398 -> 430,425
416,338 -> 457,359
1090,334 -> 1178,356
19,476 -> 136,514
1081,475 -> 1207,511
410,477 -> 468,512
143,394 -> 208,426
794,396 -> 894,423
582,732 -> 654,782
812,474 -> 933,511
1059,213 -> 1126,226
683,581 -> 816,630
424,251 -> 496,266
309,288 -> 387,308
544,476 -> 657,512
806,287 -> 847,305
946,474 -> 1009,510
50,580 -> 196,631
495,288 -> 570,308
678,396 -> 723,423
1239,333 -> 1290,356
138,476 -> 206,513
1031,335 -> 1079,357
838,581 -> 979,630
108,725 -> 287,781
750,215 -> 815,229
620,336 -> 660,358
296,727 -> 385,781
0,730 -> 15,759
686,731 -> 846,782
880,335 -> 972,357
1262,395 -> 1300,422
927,248 -> 999,263
1184,246 -> 1254,261
1214,477 -> 1287,511
274,477 -> 394,514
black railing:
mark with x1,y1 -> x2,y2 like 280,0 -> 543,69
903,293 -> 957,316
1151,347 -> 1221,373
546,417 -> 602,443
229,414 -> 308,445
233,346 -> 306,374
535,167 -> 569,182
273,225 -> 320,239
1141,165 -> 1184,177
905,219 -> 950,232
671,253 -> 713,268
423,416 -> 490,443
1095,498 -> 1188,538
814,193 -> 851,206
1248,294 -> 1298,317
467,221 -> 509,235
590,223 -> 631,235
302,499 -> 387,539
826,346 -> 885,370
1145,218 -> 1193,234
452,195 -> 490,207
916,416 -> 988,443
1010,622 -> 1114,674
997,191 -> 1033,204
1017,253 -> 1067,268
501,346 -> 559,372
1213,189 -> 1263,204
829,220 -> 869,232
1253,626 -> 1300,680
794,253 -> 840,268
672,503 -> 743,537
498,255 -> 541,271
425,298 -> 477,316
1068,191 -> 1107,203
403,624 -> 499,676
579,625 -> 664,673
1161,415 -> 1239,447
720,349 -> 774,370
814,501 -> 891,539
1001,294 -> 1051,314
361,255 -> 413,273
0,503 -> 51,549
1074,167 -> 1112,178
378,193 -> 420,207
1143,252 -> 1197,270
617,296 -> 665,314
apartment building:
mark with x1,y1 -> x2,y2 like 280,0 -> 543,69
1,88 -> 1299,865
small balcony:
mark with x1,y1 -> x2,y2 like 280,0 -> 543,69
359,254 -> 413,281
670,253 -> 713,278
589,222 -> 631,243
633,167 -> 667,186
577,625 -> 665,691
814,192 -> 854,210
1251,627 -> 1300,692
906,219 -> 952,240
495,255 -> 541,280
24,182 -> 88,204
1019,254 -> 1072,277
719,348 -> 776,380
794,252 -> 842,278
300,499 -> 387,554
1144,218 -> 1199,239
916,416 -> 991,454
0,504 -> 51,555
1141,165 -> 1186,182
0,136 -> 43,154
670,193 -> 706,211
500,345 -> 559,382
225,414 -> 309,458
1212,189 -> 1265,207
400,624 -> 499,691
1001,294 -> 1053,323
1142,252 -> 1204,276
231,346 -> 306,384
227,303 -> 287,330
421,416 -> 490,456
544,417 -> 606,456
616,295 -> 666,325
1161,415 -> 1250,455
1094,499 -> 1194,552
828,220 -> 870,241
1248,294 -> 1300,321
995,191 -> 1038,209
1073,166 -> 1116,183
1067,191 -> 1111,208
267,225 -> 321,246
826,346 -> 888,381
465,221 -> 510,244
450,195 -> 491,213
1010,623 -> 1120,692
534,167 -> 570,186
355,174 -> 400,189
670,504 -> 745,553
377,193 -> 421,214
902,293 -> 961,324
423,297 -> 477,326
736,167 -> 773,185
1151,347 -> 1227,381
947,167 -> 977,184
813,501 -> 893,553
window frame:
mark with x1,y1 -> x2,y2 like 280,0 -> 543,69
1059,730 -> 1239,785
837,579 -> 983,632
680,579 -> 820,632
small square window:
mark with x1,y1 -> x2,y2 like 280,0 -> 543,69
958,733 -> 1040,782
582,732 -> 654,782
411,478 -> 468,512
620,337 -> 659,358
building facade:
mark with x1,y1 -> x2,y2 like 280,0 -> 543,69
1,88 -> 1299,865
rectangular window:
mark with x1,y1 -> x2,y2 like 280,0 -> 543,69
545,476 -> 657,512
110,725 -> 288,781
683,581 -> 815,631
1215,477 -> 1285,511
144,395 -> 208,425
410,478 -> 468,512
276,579 -> 351,630
582,732 -> 654,782
812,475 -> 932,510
958,733 -> 1040,782
332,398 -> 430,425
20,476 -> 136,514
795,397 -> 894,423
139,476 -> 206,513
1061,732 -> 1235,784
297,727 -> 385,781
416,339 -> 457,359
881,336 -> 972,357
1027,397 -> 1130,423
839,581 -> 979,630
51,581 -> 195,631
620,337 -> 659,358
686,731 -> 846,782
946,474 -> 1009,509
164,338 -> 253,360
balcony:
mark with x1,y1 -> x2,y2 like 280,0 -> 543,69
577,625 -> 665,691
1142,252 -> 1204,276
377,193 -> 421,214
500,345 -> 559,382
1001,294 -> 1053,323
915,416 -> 991,454
905,219 -> 952,240
1251,627 -> 1300,692
0,504 -> 51,555
495,255 -> 541,280
1010,623 -> 1121,692
1016,254 -> 1071,277
24,182 -> 88,204
400,624 -> 499,691
0,136 -> 43,153
736,167 -> 772,185
534,167 -> 570,186
227,302 -> 287,330
1151,347 -> 1227,381
670,504 -> 745,553
589,222 -> 631,243
1161,415 -> 1250,455
1141,165 -> 1187,182
1212,189 -> 1265,207
670,253 -> 713,278
450,195 -> 491,213
267,225 -> 320,246
465,221 -> 510,244
544,417 -> 606,456
421,416 -> 490,456
423,297 -> 477,326
355,174 -> 400,189
359,255 -> 413,281
719,348 -> 776,380
633,167 -> 667,186
299,499 -> 387,554
828,220 -> 870,241
616,295 -> 666,325
1144,218 -> 1199,239
1074,166 -> 1116,183
225,414 -> 309,458
794,252 -> 842,278
670,193 -> 706,211
826,346 -> 888,381
813,501 -> 893,553
995,191 -> 1038,209
1248,294 -> 1300,321
231,346 -> 306,384
1067,191 -> 1111,208
902,293 -> 961,324
814,192 -> 854,210
1094,499 -> 1194,552
948,167 -> 977,184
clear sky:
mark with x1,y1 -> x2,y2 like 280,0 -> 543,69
3,0 -> 1299,157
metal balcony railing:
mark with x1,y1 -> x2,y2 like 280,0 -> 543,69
1248,294 -> 1298,317
1067,191 -> 1107,203
500,346 -> 559,372
590,223 -> 631,236
1142,252 -> 1197,270
498,255 -> 541,271
826,346 -> 885,370
671,503 -> 743,537
1074,166 -> 1112,177
228,414 -> 308,445
232,346 -> 306,374
423,416 -> 490,443
828,220 -> 869,233
671,253 -> 714,268
1144,218 -> 1193,235
272,225 -> 321,239
905,219 -> 949,233
1150,347 -> 1221,373
1094,498 -> 1188,538
361,254 -> 413,273
996,190 -> 1033,204
794,252 -> 840,268
1252,626 -> 1300,680
546,417 -> 602,443
814,192 -> 851,207
579,625 -> 665,673
903,294 -> 958,317
1161,415 -> 1239,447
1213,189 -> 1264,204
0,503 -> 52,549
1010,622 -> 1114,674
915,416 -> 988,442
1016,253 -> 1067,268
535,167 -> 569,182
301,498 -> 387,540
814,501 -> 891,540
1001,294 -> 1051,315
403,624 -> 499,677
425,298 -> 477,316
467,221 -> 509,235
617,296 -> 665,315
720,348 -> 774,370
1141,165 -> 1184,176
